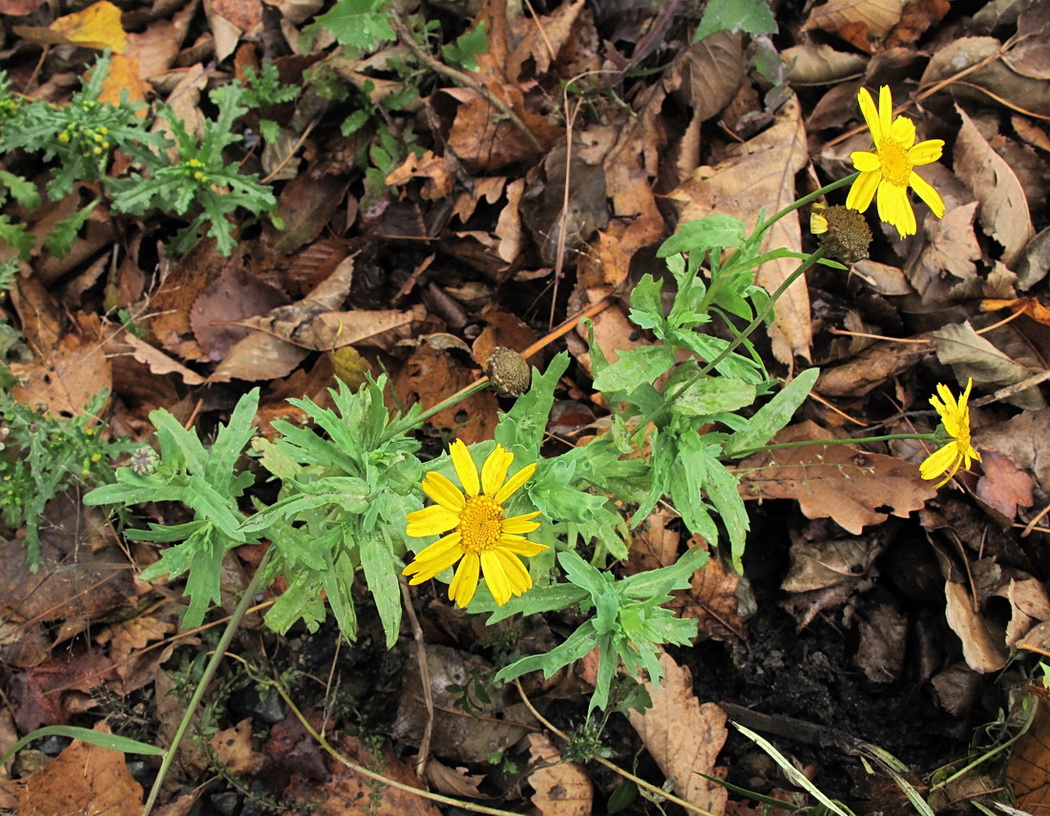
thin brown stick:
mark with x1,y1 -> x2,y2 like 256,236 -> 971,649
399,577 -> 435,779
390,12 -> 544,153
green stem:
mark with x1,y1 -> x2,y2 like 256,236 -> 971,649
663,245 -> 828,410
140,546 -> 273,816
729,432 -> 940,461
387,378 -> 491,439
752,172 -> 859,242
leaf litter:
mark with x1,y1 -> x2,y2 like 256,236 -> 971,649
1,0 -> 1050,812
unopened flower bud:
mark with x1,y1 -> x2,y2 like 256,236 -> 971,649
130,446 -> 158,475
485,347 -> 531,397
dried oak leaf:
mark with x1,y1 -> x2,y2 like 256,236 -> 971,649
210,718 -> 265,776
975,449 -> 1034,521
736,421 -> 936,534
17,724 -> 142,816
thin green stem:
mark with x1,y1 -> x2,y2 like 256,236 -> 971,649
705,244 -> 827,379
141,546 -> 273,816
728,432 -> 939,461
752,172 -> 859,242
387,378 -> 491,438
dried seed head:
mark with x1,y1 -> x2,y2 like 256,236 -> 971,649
485,347 -> 531,397
813,204 -> 872,265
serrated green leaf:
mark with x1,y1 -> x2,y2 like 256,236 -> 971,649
315,0 -> 396,53
359,534 -> 402,648
591,345 -> 676,393
657,214 -> 747,258
0,169 -> 40,208
694,0 -> 777,42
45,199 -> 100,258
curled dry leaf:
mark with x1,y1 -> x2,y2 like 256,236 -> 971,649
944,581 -> 1009,672
802,0 -> 904,45
953,104 -> 1035,266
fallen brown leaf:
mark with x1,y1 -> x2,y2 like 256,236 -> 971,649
628,652 -> 728,815
737,421 -> 936,533
527,732 -> 593,816
17,723 -> 143,816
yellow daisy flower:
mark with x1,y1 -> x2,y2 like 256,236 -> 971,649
919,378 -> 982,488
846,86 -> 946,238
403,440 -> 547,608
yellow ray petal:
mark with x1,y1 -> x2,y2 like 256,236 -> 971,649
422,471 -> 466,512
481,550 -> 512,606
481,444 -> 513,496
450,439 -> 480,497
449,553 -> 480,607
493,462 -> 537,504
406,505 -> 461,537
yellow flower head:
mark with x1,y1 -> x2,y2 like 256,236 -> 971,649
919,378 -> 981,488
846,86 -> 946,238
403,440 -> 547,608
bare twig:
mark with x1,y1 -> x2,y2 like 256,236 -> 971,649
390,11 -> 544,153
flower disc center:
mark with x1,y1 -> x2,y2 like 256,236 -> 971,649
458,495 -> 505,553
877,138 -> 912,187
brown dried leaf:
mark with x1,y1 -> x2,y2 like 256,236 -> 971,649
527,733 -> 593,816
803,0 -> 903,42
944,581 -> 1009,672
954,104 -> 1034,266
815,337 -> 933,398
854,601 -> 907,683
18,724 -> 142,816
1008,691 -> 1050,810
392,344 -> 498,445
286,734 -> 440,816
923,37 -> 1050,118
738,421 -> 936,533
976,449 -> 1034,520
629,653 -> 728,815
10,312 -> 112,417
423,759 -> 487,799
147,238 -> 227,360
191,265 -> 290,361
918,201 -> 982,281
781,536 -> 881,593
210,719 -> 265,776
930,321 -> 1046,410
506,0 -> 587,82
11,647 -> 115,733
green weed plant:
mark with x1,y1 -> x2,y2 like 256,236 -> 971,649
0,53 -> 281,259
